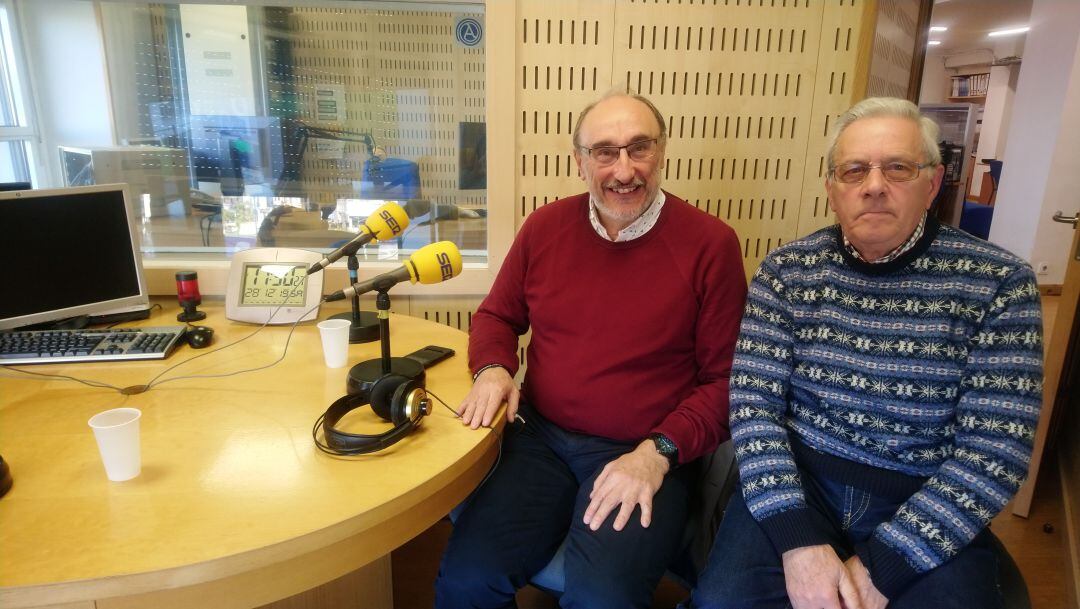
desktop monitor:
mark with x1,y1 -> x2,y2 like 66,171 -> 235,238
0,184 -> 151,330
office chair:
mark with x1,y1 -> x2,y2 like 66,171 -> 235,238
990,532 -> 1032,609
960,200 -> 994,240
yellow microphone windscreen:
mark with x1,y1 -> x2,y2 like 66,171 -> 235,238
364,202 -> 409,241
407,241 -> 463,284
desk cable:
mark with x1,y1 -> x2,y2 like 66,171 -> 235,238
428,389 -> 516,491
0,300 -> 313,396
142,301 -> 317,390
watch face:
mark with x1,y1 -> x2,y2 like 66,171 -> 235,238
651,433 -> 677,459
239,263 -> 307,306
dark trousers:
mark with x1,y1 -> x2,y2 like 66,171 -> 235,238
435,404 -> 696,609
686,466 -> 1006,609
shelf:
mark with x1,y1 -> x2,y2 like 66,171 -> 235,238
948,95 -> 986,101
949,73 -> 989,99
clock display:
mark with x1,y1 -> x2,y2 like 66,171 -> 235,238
239,263 -> 307,306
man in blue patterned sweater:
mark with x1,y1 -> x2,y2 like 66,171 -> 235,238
687,98 -> 1043,609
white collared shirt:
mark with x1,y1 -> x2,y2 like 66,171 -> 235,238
588,190 -> 667,242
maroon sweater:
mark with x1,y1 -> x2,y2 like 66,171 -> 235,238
469,192 -> 746,462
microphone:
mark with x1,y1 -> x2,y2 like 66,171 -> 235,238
306,202 -> 409,275
323,241 -> 463,302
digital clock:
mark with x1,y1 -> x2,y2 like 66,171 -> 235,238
226,248 -> 324,324
239,263 -> 307,307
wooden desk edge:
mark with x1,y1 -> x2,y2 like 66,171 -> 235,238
0,428 -> 500,609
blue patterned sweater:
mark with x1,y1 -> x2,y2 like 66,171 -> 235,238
730,217 -> 1043,598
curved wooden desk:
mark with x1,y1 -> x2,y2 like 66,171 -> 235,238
0,302 -> 496,609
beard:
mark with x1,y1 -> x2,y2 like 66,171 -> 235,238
590,176 -> 661,224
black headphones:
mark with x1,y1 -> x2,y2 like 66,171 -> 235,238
314,373 -> 432,455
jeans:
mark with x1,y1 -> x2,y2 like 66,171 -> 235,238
435,403 -> 696,609
686,467 -> 1005,609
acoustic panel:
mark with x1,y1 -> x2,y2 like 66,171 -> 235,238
407,295 -> 486,333
283,8 -> 486,209
866,0 -> 921,100
517,0 -> 872,279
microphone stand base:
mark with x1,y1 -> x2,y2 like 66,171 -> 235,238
327,310 -> 380,343
346,357 -> 425,396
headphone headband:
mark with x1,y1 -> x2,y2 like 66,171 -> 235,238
316,375 -> 430,455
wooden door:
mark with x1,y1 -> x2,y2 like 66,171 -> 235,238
1013,213 -> 1080,517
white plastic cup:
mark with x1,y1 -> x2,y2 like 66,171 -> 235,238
317,319 -> 352,368
87,407 -> 142,482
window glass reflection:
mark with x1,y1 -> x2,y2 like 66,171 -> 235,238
93,2 -> 487,261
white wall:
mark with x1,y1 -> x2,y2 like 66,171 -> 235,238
982,37 -> 1025,162
1026,36 -> 1080,282
919,51 -> 948,102
17,0 -> 113,188
989,0 -> 1080,284
975,65 -> 1016,162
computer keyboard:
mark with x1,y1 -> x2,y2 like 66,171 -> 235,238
0,326 -> 187,365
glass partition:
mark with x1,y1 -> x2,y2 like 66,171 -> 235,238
94,2 -> 487,262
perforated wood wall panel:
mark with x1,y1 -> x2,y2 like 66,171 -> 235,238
284,8 -> 485,210
277,3 -> 879,334
407,294 -> 530,370
408,295 -> 486,333
517,0 -> 872,278
866,0 -> 920,99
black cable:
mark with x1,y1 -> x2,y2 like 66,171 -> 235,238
425,389 -> 466,420
144,300 -> 319,389
408,389 -> 506,491
0,366 -> 125,391
2,299 -> 311,394
105,304 -> 162,329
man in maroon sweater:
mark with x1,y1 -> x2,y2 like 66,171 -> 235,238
435,93 -> 746,609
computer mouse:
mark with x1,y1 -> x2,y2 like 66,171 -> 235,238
186,326 -> 214,349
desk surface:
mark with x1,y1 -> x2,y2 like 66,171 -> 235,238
0,300 -> 496,609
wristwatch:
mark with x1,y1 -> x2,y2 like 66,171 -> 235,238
648,432 -> 679,468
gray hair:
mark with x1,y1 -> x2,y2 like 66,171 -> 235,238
572,90 -> 667,148
825,97 -> 942,169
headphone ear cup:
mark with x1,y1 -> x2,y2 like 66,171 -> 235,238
389,378 -> 424,426
370,374 -> 408,421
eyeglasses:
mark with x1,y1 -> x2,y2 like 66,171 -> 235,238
577,138 -> 660,166
829,160 -> 933,184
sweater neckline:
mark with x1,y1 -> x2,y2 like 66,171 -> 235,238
834,215 -> 940,275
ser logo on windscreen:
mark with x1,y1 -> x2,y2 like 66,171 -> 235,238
379,209 -> 402,233
437,252 -> 455,281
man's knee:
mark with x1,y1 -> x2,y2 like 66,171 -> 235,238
887,530 -> 1009,609
685,494 -> 791,609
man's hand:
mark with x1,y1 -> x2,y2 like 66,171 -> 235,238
582,440 -> 669,532
842,556 -> 887,609
456,366 -> 519,429
782,545 -> 858,609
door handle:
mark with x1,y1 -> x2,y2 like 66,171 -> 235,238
1052,211 -> 1079,227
